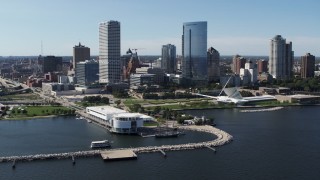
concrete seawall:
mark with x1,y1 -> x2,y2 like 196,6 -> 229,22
0,125 -> 233,163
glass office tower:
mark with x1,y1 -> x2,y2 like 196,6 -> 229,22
161,44 -> 176,74
182,21 -> 207,85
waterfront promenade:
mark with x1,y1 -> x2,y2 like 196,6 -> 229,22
0,125 -> 233,163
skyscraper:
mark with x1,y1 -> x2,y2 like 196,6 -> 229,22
232,55 -> 246,75
301,53 -> 315,78
182,21 -> 207,85
99,20 -> 121,84
73,43 -> 90,70
207,47 -> 220,82
269,35 -> 293,80
161,44 -> 176,74
257,59 -> 268,73
76,60 -> 99,86
240,61 -> 257,85
285,42 -> 293,78
42,56 -> 62,73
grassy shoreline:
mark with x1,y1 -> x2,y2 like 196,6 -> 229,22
2,105 -> 76,120
1,114 -> 76,121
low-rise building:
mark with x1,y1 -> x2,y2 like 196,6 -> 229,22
130,74 -> 155,89
86,106 -> 154,134
42,83 -> 75,96
276,94 -> 320,104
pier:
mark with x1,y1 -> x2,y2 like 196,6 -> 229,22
158,149 -> 166,157
205,145 -> 217,153
0,125 -> 233,163
101,150 -> 137,161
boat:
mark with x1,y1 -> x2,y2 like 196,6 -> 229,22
87,119 -> 92,123
90,140 -> 111,149
155,131 -> 180,138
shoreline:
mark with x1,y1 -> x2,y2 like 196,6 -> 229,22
1,114 -> 75,121
174,103 -> 320,111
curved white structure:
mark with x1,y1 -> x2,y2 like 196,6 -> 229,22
86,106 -> 154,134
111,113 -> 144,134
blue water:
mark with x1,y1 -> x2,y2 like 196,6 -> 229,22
1,106 -> 320,180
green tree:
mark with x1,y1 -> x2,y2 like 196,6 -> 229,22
101,97 -> 109,104
115,100 -> 121,107
153,106 -> 161,114
131,104 -> 142,112
22,109 -> 27,114
304,85 -> 310,92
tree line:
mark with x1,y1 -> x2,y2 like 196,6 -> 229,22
142,92 -> 197,99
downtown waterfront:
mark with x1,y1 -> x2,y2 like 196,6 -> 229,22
0,106 -> 320,180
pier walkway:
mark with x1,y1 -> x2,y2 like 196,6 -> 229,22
0,125 -> 233,163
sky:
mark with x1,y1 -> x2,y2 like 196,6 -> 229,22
1,0 -> 320,56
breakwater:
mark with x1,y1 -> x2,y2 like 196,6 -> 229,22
0,125 -> 232,163
240,106 -> 284,113
0,150 -> 101,163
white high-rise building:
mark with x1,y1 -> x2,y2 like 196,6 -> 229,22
99,21 -> 121,84
240,61 -> 257,86
269,35 -> 293,80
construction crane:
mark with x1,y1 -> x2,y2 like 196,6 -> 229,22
131,48 -> 145,54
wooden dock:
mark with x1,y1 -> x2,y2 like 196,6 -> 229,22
101,150 -> 137,161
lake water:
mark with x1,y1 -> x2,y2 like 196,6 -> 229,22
1,106 -> 320,180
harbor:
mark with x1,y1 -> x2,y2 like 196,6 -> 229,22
0,106 -> 319,179
0,125 -> 232,163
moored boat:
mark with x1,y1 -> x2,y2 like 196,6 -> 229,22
155,131 -> 180,138
90,140 -> 111,149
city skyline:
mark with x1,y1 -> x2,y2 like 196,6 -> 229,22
1,0 -> 320,56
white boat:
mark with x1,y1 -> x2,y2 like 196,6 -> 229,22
87,119 -> 92,123
90,140 -> 111,149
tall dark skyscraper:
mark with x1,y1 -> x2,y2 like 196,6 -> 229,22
99,20 -> 121,84
73,43 -> 90,70
301,53 -> 315,78
182,21 -> 207,85
161,44 -> 176,74
42,56 -> 62,73
207,47 -> 220,82
269,35 -> 294,80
